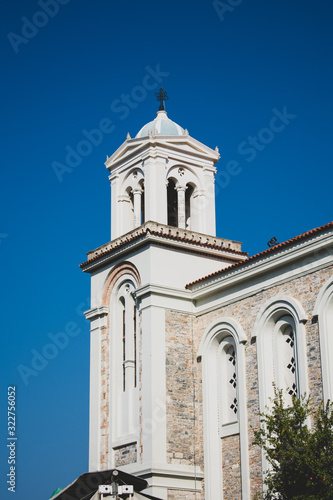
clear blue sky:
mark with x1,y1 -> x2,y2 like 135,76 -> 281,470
1,1 -> 332,498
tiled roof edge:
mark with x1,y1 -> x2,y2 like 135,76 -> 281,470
79,227 -> 247,269
186,221 -> 333,288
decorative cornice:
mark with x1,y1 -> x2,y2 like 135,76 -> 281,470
84,306 -> 109,320
79,221 -> 247,272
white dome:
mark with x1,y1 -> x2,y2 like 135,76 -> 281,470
136,110 -> 184,138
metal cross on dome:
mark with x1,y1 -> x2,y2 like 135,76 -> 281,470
155,87 -> 169,111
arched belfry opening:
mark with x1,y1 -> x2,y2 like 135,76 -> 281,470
167,179 -> 178,227
108,92 -> 219,239
185,184 -> 194,229
128,188 -> 134,220
140,181 -> 145,225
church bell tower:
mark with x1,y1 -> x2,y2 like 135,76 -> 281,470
108,94 -> 217,240
80,91 -> 246,499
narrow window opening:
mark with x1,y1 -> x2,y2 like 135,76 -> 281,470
185,184 -> 194,229
120,297 -> 126,392
129,191 -> 134,214
141,183 -> 145,225
273,317 -> 299,405
217,336 -> 239,437
167,179 -> 178,227
127,188 -> 135,230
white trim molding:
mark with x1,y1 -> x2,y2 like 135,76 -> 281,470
314,275 -> 333,403
253,295 -> 309,408
253,295 -> 309,481
198,318 -> 250,500
84,305 -> 109,472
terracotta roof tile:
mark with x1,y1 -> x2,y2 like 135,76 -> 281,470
79,226 -> 247,269
186,221 -> 333,288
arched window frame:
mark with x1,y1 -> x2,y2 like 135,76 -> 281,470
109,273 -> 139,448
198,318 -> 250,500
115,281 -> 137,393
252,295 -> 308,414
314,276 -> 333,403
252,296 -> 309,483
121,168 -> 145,232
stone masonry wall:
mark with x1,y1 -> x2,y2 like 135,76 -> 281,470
167,490 -> 200,500
114,443 -> 137,467
164,265 -> 332,498
193,264 -> 333,498
165,310 -> 204,499
222,434 -> 242,500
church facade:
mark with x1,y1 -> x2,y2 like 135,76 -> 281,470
80,101 -> 333,499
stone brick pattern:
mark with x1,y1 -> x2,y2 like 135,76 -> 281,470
114,443 -> 137,467
164,264 -> 333,498
165,310 -> 203,498
222,434 -> 242,499
167,490 -> 200,499
194,264 -> 333,498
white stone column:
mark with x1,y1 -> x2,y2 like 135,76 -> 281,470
192,190 -> 205,233
140,299 -> 167,466
203,168 -> 216,236
177,186 -> 186,229
118,195 -> 133,235
110,173 -> 119,240
132,188 -> 143,228
84,306 -> 109,472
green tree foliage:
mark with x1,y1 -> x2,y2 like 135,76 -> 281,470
253,388 -> 333,499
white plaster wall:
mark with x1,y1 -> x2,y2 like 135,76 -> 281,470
140,302 -> 167,464
89,243 -> 233,306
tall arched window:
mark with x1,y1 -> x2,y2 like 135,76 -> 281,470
253,296 -> 308,481
117,282 -> 137,392
253,296 -> 308,412
110,277 -> 138,444
273,316 -> 298,402
198,319 -> 250,500
217,337 -> 239,436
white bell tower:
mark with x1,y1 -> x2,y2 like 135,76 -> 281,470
107,106 -> 218,240
81,94 -> 246,499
